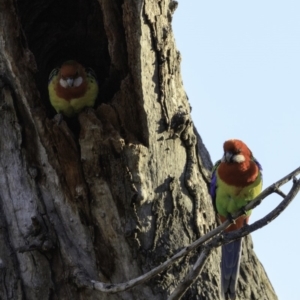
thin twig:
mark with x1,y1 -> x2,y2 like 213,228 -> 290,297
166,177 -> 300,300
167,248 -> 211,300
75,167 -> 300,294
219,177 -> 300,244
90,217 -> 232,293
274,188 -> 287,198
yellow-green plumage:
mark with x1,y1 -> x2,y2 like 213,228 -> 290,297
215,171 -> 262,218
48,61 -> 98,117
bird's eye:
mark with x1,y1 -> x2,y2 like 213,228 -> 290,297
235,149 -> 241,154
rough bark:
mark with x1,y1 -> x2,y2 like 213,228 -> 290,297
0,0 -> 277,299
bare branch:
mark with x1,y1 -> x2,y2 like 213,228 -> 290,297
89,220 -> 228,293
230,177 -> 300,240
220,166 -> 300,231
205,179 -> 300,248
166,176 -> 300,300
74,167 -> 300,294
274,188 -> 287,198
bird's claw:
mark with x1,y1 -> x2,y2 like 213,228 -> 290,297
241,207 -> 248,216
227,213 -> 235,224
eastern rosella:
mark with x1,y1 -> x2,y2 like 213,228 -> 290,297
48,60 -> 98,117
210,139 -> 262,300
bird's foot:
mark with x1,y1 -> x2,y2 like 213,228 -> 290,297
241,207 -> 248,216
53,113 -> 63,124
227,213 -> 235,224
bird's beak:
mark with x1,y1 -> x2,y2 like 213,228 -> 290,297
223,151 -> 234,163
222,151 -> 245,163
66,78 -> 74,87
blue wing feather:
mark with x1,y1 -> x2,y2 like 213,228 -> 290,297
253,157 -> 262,171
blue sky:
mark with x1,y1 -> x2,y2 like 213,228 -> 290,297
173,1 -> 300,299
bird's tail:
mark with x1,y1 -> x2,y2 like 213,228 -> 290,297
220,238 -> 242,300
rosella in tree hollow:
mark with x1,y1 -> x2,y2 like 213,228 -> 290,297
48,60 -> 98,117
210,139 -> 262,300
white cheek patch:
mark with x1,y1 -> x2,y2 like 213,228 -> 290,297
233,154 -> 245,163
74,76 -> 83,87
59,78 -> 68,88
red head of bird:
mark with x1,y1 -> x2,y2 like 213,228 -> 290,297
218,139 -> 259,187
55,60 -> 88,100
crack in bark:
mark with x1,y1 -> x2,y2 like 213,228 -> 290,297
143,1 -> 170,127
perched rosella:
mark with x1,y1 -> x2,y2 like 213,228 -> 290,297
210,139 -> 262,300
48,60 -> 98,117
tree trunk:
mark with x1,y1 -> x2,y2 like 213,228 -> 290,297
0,0 -> 277,299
